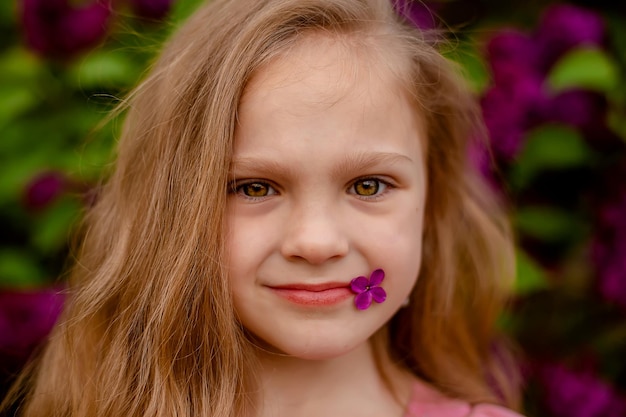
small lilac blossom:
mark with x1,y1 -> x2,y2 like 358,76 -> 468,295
21,0 -> 112,59
23,171 -> 67,211
487,29 -> 540,80
547,89 -> 607,131
350,269 -> 387,310
538,363 -> 626,417
129,0 -> 174,20
591,182 -> 626,310
0,288 -> 65,367
480,87 -> 527,161
392,0 -> 439,31
534,4 -> 605,72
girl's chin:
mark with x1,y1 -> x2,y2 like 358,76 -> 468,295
248,336 -> 370,361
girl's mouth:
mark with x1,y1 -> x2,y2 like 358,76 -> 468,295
268,283 -> 352,306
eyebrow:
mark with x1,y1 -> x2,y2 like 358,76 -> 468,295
332,151 -> 413,179
230,151 -> 413,179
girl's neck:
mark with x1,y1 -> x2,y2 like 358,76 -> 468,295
253,339 -> 414,417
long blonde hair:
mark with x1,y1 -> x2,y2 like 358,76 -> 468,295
4,0 -> 520,415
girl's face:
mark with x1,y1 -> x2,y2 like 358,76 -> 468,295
226,35 -> 426,360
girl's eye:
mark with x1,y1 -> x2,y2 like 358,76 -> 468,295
236,182 -> 277,198
349,178 -> 388,197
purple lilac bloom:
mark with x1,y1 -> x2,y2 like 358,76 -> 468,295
0,288 -> 65,366
591,183 -> 626,310
538,363 -> 626,417
21,0 -> 112,60
392,0 -> 440,30
23,171 -> 67,211
129,0 -> 174,20
350,269 -> 387,310
480,79 -> 546,161
480,87 -> 524,161
547,89 -> 607,131
545,89 -> 623,152
534,4 -> 605,72
486,30 -> 540,81
482,29 -> 551,161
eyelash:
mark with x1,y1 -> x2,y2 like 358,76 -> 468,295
229,177 -> 394,201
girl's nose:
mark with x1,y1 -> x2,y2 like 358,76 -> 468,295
280,203 -> 349,265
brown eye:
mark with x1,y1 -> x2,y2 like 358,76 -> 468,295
352,179 -> 380,196
240,182 -> 270,197
236,181 -> 278,198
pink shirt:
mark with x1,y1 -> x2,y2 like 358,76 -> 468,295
403,380 -> 524,417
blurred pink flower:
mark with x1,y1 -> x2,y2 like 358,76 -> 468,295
487,30 -> 540,80
480,70 -> 548,161
534,4 -> 605,72
547,89 -> 607,130
392,0 -> 440,30
21,0 -> 112,59
23,171 -> 67,211
0,288 -> 65,365
538,363 -> 626,417
591,179 -> 626,310
482,29 -> 552,162
481,6 -> 609,164
129,0 -> 174,20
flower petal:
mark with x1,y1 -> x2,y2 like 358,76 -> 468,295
354,291 -> 373,310
369,269 -> 385,286
370,287 -> 387,303
350,276 -> 369,293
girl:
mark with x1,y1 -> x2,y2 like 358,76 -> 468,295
4,0 -> 525,416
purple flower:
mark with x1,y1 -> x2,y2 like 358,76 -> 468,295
591,179 -> 626,310
350,269 -> 387,310
392,0 -> 439,30
129,0 -> 174,20
481,29 -> 552,162
544,89 -> 622,151
538,363 -> 626,417
23,171 -> 67,211
0,288 -> 65,366
481,84 -> 537,161
546,89 -> 607,131
487,30 -> 540,80
21,0 -> 112,60
534,4 -> 605,72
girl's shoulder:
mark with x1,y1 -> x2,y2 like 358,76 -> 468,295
403,379 -> 524,417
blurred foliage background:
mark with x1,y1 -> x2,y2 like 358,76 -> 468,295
0,0 -> 625,415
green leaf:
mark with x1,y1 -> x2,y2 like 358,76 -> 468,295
0,48 -> 46,126
0,47 -> 45,83
0,248 -> 47,288
510,124 -> 593,188
514,206 -> 583,242
448,43 -> 490,95
608,106 -> 626,143
31,196 -> 83,254
67,49 -> 142,90
547,47 -> 620,93
0,86 -> 39,126
0,153 -> 54,205
514,249 -> 549,295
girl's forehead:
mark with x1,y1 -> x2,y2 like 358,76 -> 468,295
233,32 -> 426,168
241,32 -> 411,106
